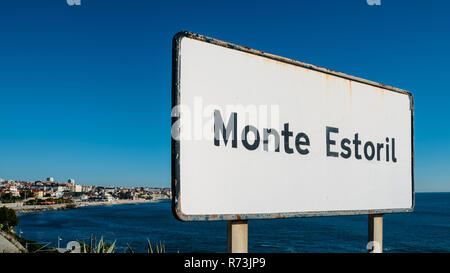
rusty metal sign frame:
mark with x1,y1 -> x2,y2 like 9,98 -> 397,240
171,31 -> 415,222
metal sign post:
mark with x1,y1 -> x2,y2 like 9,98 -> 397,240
368,214 -> 383,253
227,220 -> 248,253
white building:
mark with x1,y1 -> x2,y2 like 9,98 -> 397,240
105,186 -> 116,194
52,191 -> 64,198
103,193 -> 115,202
82,185 -> 93,192
47,177 -> 54,182
73,184 -> 82,193
4,185 -> 20,197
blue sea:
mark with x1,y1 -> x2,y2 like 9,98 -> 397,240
14,193 -> 450,253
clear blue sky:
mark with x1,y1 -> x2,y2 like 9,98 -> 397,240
0,0 -> 448,190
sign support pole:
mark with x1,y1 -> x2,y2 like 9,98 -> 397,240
368,214 -> 383,253
227,220 -> 248,253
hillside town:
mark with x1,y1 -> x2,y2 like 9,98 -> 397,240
0,177 -> 171,211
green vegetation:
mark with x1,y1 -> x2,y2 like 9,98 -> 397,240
117,191 -> 129,200
0,207 -> 51,253
0,193 -> 20,203
6,227 -> 168,253
13,234 -> 58,253
0,206 -> 19,232
127,239 -> 166,253
20,190 -> 33,200
24,197 -> 73,206
79,235 -> 116,253
0,191 -> 34,203
77,235 -> 166,253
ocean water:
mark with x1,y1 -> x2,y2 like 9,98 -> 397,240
14,192 -> 450,253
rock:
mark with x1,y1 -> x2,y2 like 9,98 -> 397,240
0,231 -> 27,253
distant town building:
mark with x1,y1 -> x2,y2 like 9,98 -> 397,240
0,176 -> 171,206
105,186 -> 115,194
32,189 -> 44,198
82,185 -> 93,192
2,185 -> 20,197
52,191 -> 64,198
72,184 -> 82,193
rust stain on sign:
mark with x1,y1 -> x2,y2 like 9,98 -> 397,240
325,74 -> 330,96
348,80 -> 352,96
348,80 -> 353,104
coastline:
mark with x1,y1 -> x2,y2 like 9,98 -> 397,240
2,198 -> 165,213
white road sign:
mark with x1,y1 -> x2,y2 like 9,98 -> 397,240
171,32 -> 414,221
